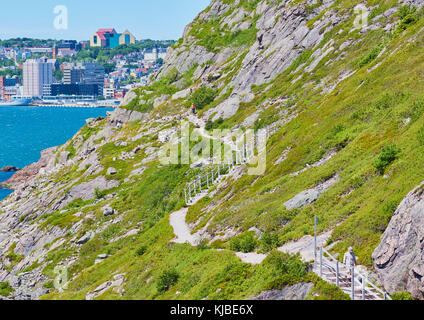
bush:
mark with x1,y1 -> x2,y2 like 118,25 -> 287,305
190,86 -> 218,110
94,187 -> 105,200
395,5 -> 422,34
0,281 -> 13,297
398,5 -> 417,20
358,45 -> 384,68
135,246 -> 147,256
261,232 -> 281,252
197,239 -> 209,250
417,125 -> 424,146
205,117 -> 224,131
263,251 -> 309,289
374,144 -> 401,175
230,232 -> 258,253
157,269 -> 180,294
392,291 -> 415,300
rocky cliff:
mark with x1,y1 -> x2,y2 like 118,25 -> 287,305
1,0 -> 424,300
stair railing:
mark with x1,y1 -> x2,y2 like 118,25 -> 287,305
318,246 -> 391,300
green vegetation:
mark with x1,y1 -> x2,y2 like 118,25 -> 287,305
190,86 -> 218,110
205,117 -> 224,131
391,291 -> 415,300
0,281 -> 14,297
374,144 -> 401,175
156,269 -> 180,293
230,232 -> 258,253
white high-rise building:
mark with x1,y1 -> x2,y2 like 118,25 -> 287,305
23,59 -> 54,97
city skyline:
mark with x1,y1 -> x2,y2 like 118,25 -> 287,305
0,0 -> 210,41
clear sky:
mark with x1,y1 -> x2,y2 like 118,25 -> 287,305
0,0 -> 211,41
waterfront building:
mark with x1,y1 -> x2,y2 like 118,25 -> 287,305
22,59 -> 54,98
63,66 -> 84,84
48,84 -> 100,97
81,63 -> 105,95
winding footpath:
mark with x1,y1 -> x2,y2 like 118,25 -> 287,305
172,114 -> 388,300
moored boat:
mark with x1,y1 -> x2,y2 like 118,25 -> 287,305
0,97 -> 32,106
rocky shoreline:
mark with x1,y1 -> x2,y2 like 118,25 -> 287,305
0,166 -> 20,172
0,167 -> 20,190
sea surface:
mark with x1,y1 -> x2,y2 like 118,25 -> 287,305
0,106 -> 114,201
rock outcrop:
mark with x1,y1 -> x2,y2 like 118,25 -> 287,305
0,166 -> 20,172
1,147 -> 57,189
373,182 -> 424,299
253,282 -> 314,300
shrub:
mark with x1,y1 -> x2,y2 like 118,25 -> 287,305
43,280 -> 55,290
230,232 -> 258,253
374,144 -> 401,175
135,246 -> 147,256
398,5 -> 417,20
358,45 -> 383,68
263,251 -> 308,289
205,117 -> 224,131
395,5 -> 422,34
261,231 -> 281,252
0,281 -> 13,297
190,86 -> 218,110
392,291 -> 415,300
94,187 -> 105,199
417,125 -> 424,146
157,269 -> 180,294
197,239 -> 209,250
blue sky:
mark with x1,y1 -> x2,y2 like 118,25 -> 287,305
0,0 -> 210,41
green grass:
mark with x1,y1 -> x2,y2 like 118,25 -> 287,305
0,281 -> 14,297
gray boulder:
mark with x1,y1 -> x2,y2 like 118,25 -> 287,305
284,175 -> 339,210
77,231 -> 94,245
107,167 -> 118,175
253,282 -> 314,300
103,207 -> 115,217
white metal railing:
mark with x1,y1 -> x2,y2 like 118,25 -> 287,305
184,143 -> 255,205
317,245 -> 391,300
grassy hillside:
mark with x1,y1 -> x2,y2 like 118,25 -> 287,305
2,0 -> 424,300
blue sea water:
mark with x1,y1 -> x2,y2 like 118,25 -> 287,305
0,106 -> 114,200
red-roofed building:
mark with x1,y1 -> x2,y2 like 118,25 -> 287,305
90,28 -> 135,48
90,29 -> 117,48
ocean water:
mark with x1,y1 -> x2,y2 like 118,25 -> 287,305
0,106 -> 114,200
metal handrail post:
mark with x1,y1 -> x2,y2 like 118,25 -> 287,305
362,275 -> 365,300
351,266 -> 355,300
314,216 -> 317,262
336,261 -> 339,288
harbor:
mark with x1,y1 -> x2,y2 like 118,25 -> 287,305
0,96 -> 120,108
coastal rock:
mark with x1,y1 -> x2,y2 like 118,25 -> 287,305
0,166 -> 20,172
2,147 -> 57,189
373,181 -> 424,299
253,282 -> 314,300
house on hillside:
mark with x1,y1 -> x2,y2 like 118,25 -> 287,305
90,29 -> 136,49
